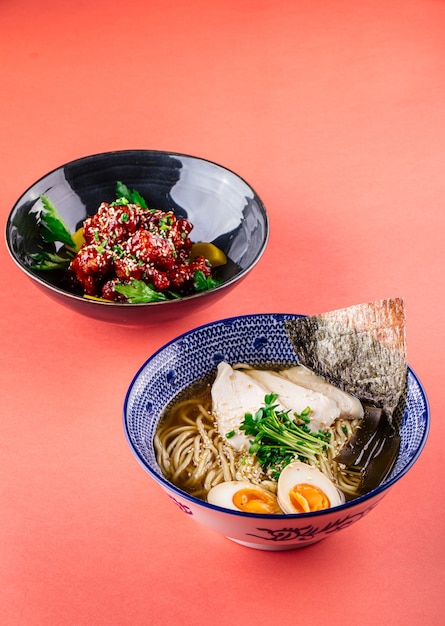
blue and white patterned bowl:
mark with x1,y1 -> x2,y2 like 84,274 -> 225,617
123,313 -> 429,550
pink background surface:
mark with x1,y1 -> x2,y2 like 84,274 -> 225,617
1,1 -> 444,624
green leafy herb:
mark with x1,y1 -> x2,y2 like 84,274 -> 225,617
193,270 -> 222,292
239,394 -> 332,480
159,215 -> 171,232
96,238 -> 108,254
29,250 -> 73,270
39,195 -> 77,249
112,244 -> 125,258
28,195 -> 79,269
114,278 -> 180,303
114,181 -> 148,209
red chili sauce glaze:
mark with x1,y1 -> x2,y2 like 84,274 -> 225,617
68,202 -> 212,301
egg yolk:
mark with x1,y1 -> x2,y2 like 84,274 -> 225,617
233,488 -> 281,514
288,483 -> 331,513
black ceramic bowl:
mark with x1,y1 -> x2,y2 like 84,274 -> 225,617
5,150 -> 269,324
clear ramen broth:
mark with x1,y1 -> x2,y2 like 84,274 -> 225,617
153,371 -> 381,507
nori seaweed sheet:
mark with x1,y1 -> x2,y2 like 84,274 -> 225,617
284,298 -> 408,425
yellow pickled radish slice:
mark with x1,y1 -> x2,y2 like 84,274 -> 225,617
71,227 -> 86,250
189,242 -> 227,267
83,294 -> 113,303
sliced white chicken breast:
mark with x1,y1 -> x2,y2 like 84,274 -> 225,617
278,365 -> 364,420
211,362 -> 270,451
243,368 -> 340,432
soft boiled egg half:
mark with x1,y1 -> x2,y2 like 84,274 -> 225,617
206,465 -> 345,515
207,481 -> 282,514
277,461 -> 345,514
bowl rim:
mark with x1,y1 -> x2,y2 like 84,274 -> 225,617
123,312 -> 430,519
5,149 -> 270,308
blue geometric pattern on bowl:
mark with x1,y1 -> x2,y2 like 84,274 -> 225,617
123,313 -> 430,516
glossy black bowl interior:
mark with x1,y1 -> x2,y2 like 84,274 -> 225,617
5,150 -> 269,324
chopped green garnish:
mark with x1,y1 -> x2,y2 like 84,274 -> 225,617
239,394 -> 333,480
114,181 -> 148,209
96,238 -> 108,253
114,278 -> 180,303
112,244 -> 125,258
113,196 -> 129,206
193,270 -> 222,292
159,216 -> 170,232
226,430 -> 236,439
